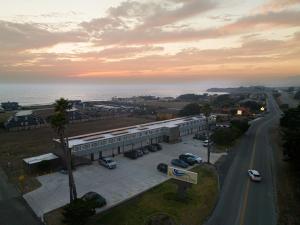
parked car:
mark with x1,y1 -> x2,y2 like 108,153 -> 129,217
136,149 -> 144,157
59,169 -> 68,174
81,192 -> 106,208
141,146 -> 149,154
203,140 -> 213,147
248,169 -> 262,182
147,145 -> 157,152
183,153 -> 203,164
179,154 -> 197,165
193,133 -> 207,141
171,159 -> 189,168
157,163 -> 168,174
152,143 -> 162,150
99,157 -> 117,169
124,150 -> 139,159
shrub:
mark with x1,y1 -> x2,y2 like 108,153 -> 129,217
178,103 -> 201,116
230,119 -> 249,134
62,199 -> 96,225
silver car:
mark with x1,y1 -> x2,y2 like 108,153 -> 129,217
183,153 -> 203,163
99,157 -> 117,169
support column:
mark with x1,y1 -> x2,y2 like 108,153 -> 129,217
90,153 -> 94,161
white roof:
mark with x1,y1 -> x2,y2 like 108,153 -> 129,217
16,110 -> 32,117
67,108 -> 78,112
250,170 -> 260,175
23,153 -> 58,165
65,115 -> 208,148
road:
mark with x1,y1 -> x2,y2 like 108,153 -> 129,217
0,168 -> 42,225
206,93 -> 281,225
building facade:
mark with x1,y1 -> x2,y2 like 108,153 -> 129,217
4,110 -> 46,131
54,115 -> 216,160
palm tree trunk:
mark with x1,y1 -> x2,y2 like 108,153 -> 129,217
66,139 -> 77,199
60,131 -> 77,202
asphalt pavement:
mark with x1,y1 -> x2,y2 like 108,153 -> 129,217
206,93 -> 281,225
0,168 -> 42,225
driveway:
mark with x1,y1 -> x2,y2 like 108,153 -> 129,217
24,135 -> 225,218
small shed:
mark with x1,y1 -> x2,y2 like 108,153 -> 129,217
23,153 -> 61,174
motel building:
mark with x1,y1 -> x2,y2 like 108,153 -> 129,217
54,115 -> 216,161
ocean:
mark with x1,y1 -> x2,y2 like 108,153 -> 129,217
0,82 -> 230,106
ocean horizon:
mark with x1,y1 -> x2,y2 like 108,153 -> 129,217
0,82 -> 232,106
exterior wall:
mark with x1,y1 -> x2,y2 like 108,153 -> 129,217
70,116 -> 214,158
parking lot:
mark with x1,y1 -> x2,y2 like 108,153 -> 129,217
24,135 -> 225,219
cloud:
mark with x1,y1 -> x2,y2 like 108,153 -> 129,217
80,45 -> 164,59
257,0 -> 300,12
0,20 -> 88,51
220,10 -> 300,33
1,31 -> 299,84
81,5 -> 300,46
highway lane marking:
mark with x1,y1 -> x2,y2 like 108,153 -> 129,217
238,97 -> 278,225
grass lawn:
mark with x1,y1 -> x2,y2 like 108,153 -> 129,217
87,165 -> 218,225
0,112 -> 13,124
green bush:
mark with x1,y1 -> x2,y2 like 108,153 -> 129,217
211,120 -> 249,147
230,119 -> 249,134
62,199 -> 96,225
178,103 -> 201,116
211,127 -> 240,146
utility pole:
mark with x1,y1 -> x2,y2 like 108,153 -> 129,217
203,103 -> 212,164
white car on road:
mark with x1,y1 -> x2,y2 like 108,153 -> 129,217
99,157 -> 117,169
248,169 -> 262,182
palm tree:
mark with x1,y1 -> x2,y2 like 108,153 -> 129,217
51,98 -> 77,202
202,103 -> 212,164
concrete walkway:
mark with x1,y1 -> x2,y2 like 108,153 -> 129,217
24,135 -> 225,218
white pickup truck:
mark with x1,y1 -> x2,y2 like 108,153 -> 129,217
99,157 -> 117,169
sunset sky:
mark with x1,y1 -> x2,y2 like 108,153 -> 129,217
0,0 -> 300,84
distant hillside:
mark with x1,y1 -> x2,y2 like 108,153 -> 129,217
207,86 -> 268,93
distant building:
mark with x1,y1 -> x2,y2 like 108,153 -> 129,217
67,108 -> 84,121
4,110 -> 45,131
159,97 -> 175,101
1,102 -> 19,111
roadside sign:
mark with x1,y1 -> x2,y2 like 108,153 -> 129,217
167,167 -> 198,184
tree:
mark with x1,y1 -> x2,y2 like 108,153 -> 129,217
230,119 -> 250,134
62,199 -> 96,225
51,98 -> 77,202
280,105 -> 300,164
294,90 -> 300,100
202,103 -> 212,164
178,103 -> 201,116
287,87 -> 295,93
240,100 -> 261,112
211,128 -> 238,146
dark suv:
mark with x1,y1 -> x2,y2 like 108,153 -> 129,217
179,154 -> 197,165
124,150 -> 139,159
157,163 -> 168,174
81,192 -> 106,208
152,143 -> 162,150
